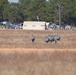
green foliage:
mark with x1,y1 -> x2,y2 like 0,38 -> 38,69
0,0 -> 76,25
0,0 -> 8,21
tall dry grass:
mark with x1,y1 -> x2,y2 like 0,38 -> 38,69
0,29 -> 76,49
0,51 -> 76,75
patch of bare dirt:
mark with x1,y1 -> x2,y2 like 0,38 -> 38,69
0,48 -> 76,53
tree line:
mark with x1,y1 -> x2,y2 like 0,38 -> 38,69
0,0 -> 76,26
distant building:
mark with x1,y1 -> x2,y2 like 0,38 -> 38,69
23,21 -> 46,30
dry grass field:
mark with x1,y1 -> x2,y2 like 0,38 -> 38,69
0,51 -> 76,75
0,29 -> 76,75
0,29 -> 76,49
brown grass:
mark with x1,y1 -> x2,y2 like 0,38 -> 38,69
0,29 -> 76,49
0,51 -> 76,75
0,29 -> 76,75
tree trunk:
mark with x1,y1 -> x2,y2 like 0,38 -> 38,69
59,5 -> 61,29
